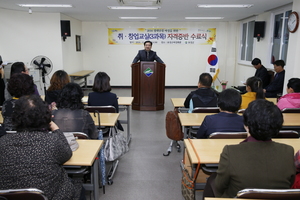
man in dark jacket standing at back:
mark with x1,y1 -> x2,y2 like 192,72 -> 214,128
184,73 -> 218,113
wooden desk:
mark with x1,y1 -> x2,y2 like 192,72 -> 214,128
171,97 -> 277,108
171,98 -> 185,108
83,96 -> 134,144
89,113 -> 119,126
178,113 -> 300,127
0,112 -> 3,124
117,97 -> 134,144
184,138 -> 300,192
205,198 -> 266,200
266,97 -> 277,104
184,138 -> 300,164
64,139 -> 103,200
69,70 -> 94,89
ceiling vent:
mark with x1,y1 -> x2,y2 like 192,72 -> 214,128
118,0 -> 161,6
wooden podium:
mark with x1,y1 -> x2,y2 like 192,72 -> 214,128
131,62 -> 166,111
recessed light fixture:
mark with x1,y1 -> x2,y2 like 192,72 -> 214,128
185,17 -> 224,20
108,6 -> 160,10
18,4 -> 73,8
119,17 -> 157,19
197,4 -> 253,8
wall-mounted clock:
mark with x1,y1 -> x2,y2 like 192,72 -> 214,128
288,11 -> 299,33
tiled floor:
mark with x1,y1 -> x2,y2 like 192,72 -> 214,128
84,88 -> 204,200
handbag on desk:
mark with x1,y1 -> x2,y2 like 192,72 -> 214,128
104,126 -> 129,162
181,138 -> 201,200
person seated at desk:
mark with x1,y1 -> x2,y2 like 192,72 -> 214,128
240,76 -> 265,109
197,89 -> 245,138
264,60 -> 285,98
184,73 -> 218,113
132,40 -> 164,64
292,149 -> 300,188
45,70 -> 70,107
88,72 -> 123,131
235,58 -> 269,94
52,83 -> 98,139
0,95 -> 86,200
5,62 -> 39,100
252,58 -> 270,88
277,78 -> 300,110
203,99 -> 295,199
2,73 -> 35,131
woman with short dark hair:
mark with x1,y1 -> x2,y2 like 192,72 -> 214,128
88,72 -> 123,131
2,73 -> 35,131
52,83 -> 98,139
196,89 -> 245,138
203,99 -> 296,199
277,78 -> 300,110
0,95 -> 85,200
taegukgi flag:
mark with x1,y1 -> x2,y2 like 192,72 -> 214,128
206,41 -> 219,82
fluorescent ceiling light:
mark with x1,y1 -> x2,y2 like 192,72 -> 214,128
18,4 -> 73,8
185,17 -> 224,20
197,4 -> 253,8
108,6 -> 160,10
119,17 -> 157,19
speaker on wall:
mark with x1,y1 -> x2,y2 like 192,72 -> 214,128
60,20 -> 71,41
254,21 -> 265,41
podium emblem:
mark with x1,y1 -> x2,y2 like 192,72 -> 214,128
144,68 -> 153,77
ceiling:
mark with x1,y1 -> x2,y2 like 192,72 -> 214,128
0,0 -> 293,22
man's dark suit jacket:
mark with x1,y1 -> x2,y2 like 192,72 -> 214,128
254,65 -> 270,88
132,50 -> 164,63
264,70 -> 285,98
215,140 -> 295,198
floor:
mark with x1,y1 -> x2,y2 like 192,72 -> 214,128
84,88 -> 204,200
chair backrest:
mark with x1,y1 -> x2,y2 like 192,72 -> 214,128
238,109 -> 246,113
209,132 -> 248,139
274,130 -> 299,138
0,188 -> 48,200
236,188 -> 300,199
84,105 -> 116,113
281,108 -> 300,113
192,107 -> 220,113
70,132 -> 89,139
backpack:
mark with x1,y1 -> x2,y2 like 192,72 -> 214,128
165,109 -> 184,141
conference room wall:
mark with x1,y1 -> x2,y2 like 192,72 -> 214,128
234,2 -> 300,95
284,1 -> 300,95
82,21 -> 238,87
0,8 -> 65,94
60,14 -> 83,76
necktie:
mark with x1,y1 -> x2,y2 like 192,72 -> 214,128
147,51 -> 149,60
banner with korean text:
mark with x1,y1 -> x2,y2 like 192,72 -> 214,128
108,28 -> 216,45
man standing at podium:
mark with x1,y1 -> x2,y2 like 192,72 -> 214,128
132,41 -> 164,64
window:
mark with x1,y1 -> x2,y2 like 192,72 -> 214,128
240,20 -> 255,62
270,9 -> 292,64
